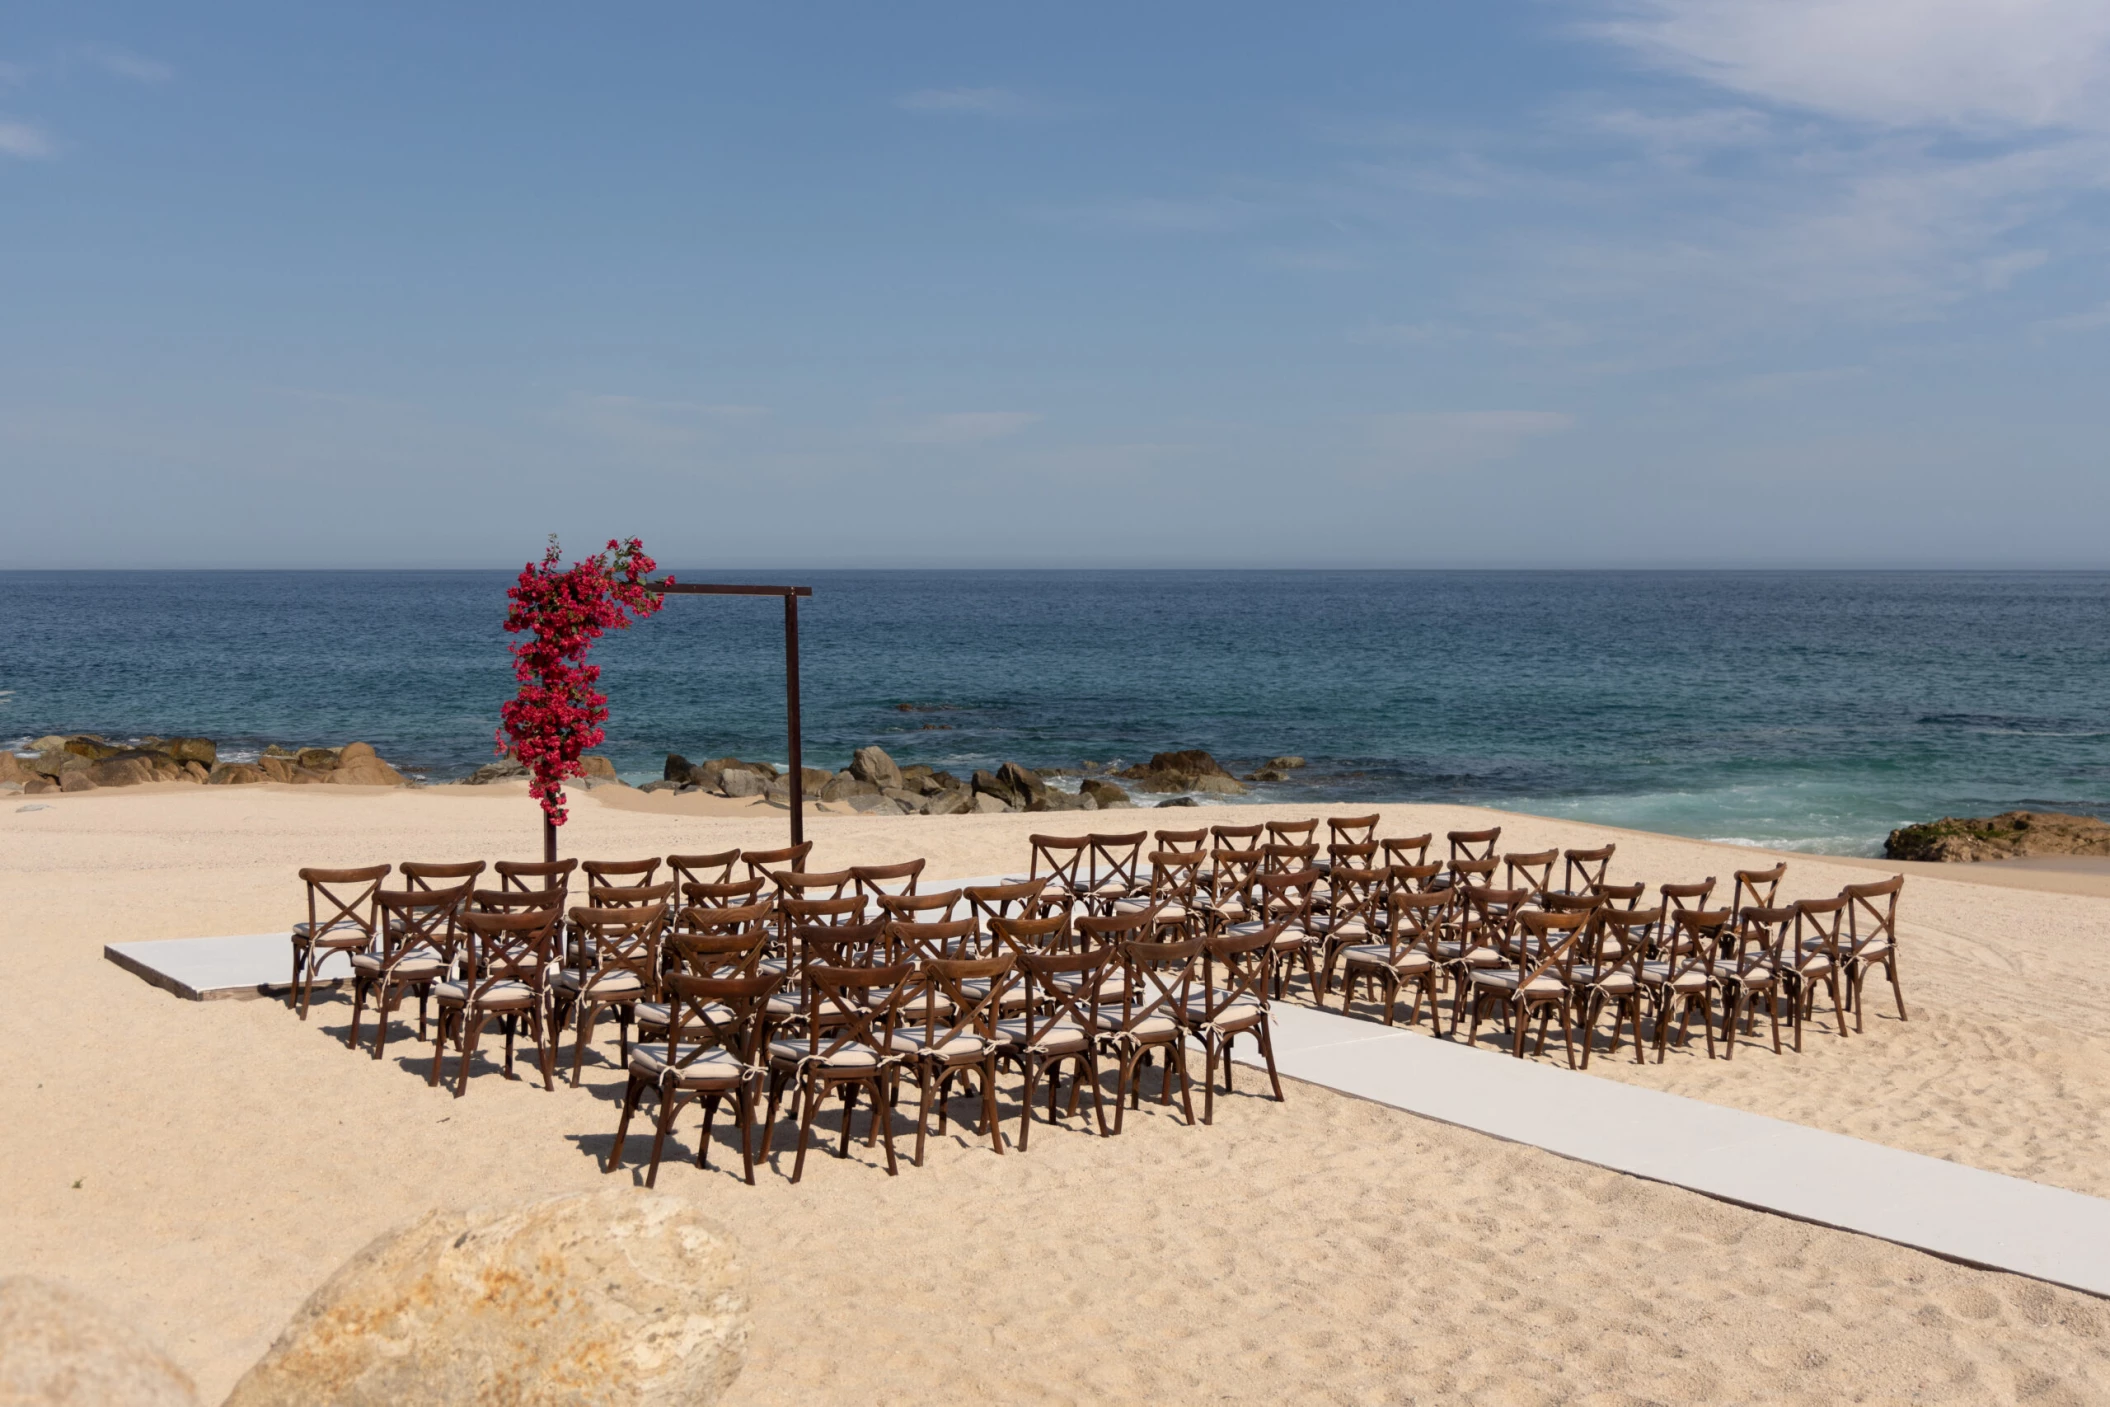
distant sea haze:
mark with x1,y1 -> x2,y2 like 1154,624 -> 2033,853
4,569 -> 2106,857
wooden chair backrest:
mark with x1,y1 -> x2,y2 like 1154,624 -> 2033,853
459,906 -> 559,991
376,883 -> 472,963
1381,834 -> 1433,868
298,864 -> 390,941
1075,903 -> 1163,952
668,850 -> 741,889
966,878 -> 1053,930
1260,841 -> 1319,874
683,876 -> 767,909
584,858 -> 661,890
1660,878 -> 1718,914
586,880 -> 675,911
1086,831 -> 1148,899
1503,850 -> 1558,896
1145,850 -> 1205,905
495,858 -> 576,898
661,971 -> 782,1068
1209,824 -> 1265,853
1152,828 -> 1209,854
1731,863 -> 1787,914
851,859 -> 925,899
1514,909 -> 1591,985
1448,827 -> 1501,863
1562,845 -> 1615,894
1840,875 -> 1902,959
989,912 -> 1074,959
1597,881 -> 1646,909
1028,834 -> 1089,896
1198,930 -> 1275,1024
1327,814 -> 1380,847
399,861 -> 485,894
1266,818 -> 1319,848
567,904 -> 667,989
887,918 -> 980,962
878,889 -> 964,923
909,954 -> 1013,1048
770,868 -> 854,902
1112,936 -> 1204,1033
1018,947 -> 1110,1040
740,841 -> 813,884
665,927 -> 768,980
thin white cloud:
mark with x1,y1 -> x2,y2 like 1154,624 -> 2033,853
0,119 -> 54,159
554,395 -> 770,448
898,411 -> 1041,445
1585,0 -> 2110,134
79,46 -> 173,83
897,87 -> 1033,118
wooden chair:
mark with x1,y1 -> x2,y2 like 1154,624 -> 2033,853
1266,818 -> 1319,850
1259,841 -> 1319,877
680,875 -> 767,912
850,859 -> 926,902
1574,907 -> 1657,1068
1437,885 -> 1524,1032
1561,845 -> 1615,896
1597,881 -> 1646,910
1730,862 -> 1786,915
1152,827 -> 1210,856
639,907 -> 774,1046
1208,824 -> 1265,858
495,857 -> 577,899
1444,856 -> 1498,892
1200,847 -> 1264,926
999,947 -> 1112,1147
1113,850 -> 1205,937
1642,909 -> 1729,1061
769,868 -> 855,903
1380,834 -> 1433,870
584,857 -> 661,891
740,841 -> 813,885
1189,930 -> 1284,1124
398,861 -> 485,902
1718,906 -> 1789,1059
1659,878 -> 1718,917
347,884 -> 470,1059
290,864 -> 389,1020
1326,814 -> 1380,850
555,903 -> 667,1087
1084,832 -> 1149,912
1070,905 -> 1159,1009
668,850 -> 741,889
1447,827 -> 1501,864
765,959 -> 914,1182
1223,868 -> 1321,998
1312,861 -> 1389,981
988,911 -> 1074,959
877,889 -> 965,924
1787,896 -> 1851,1048
1466,910 -> 1590,1064
1096,934 -> 1202,1132
1327,889 -> 1443,1029
1839,875 -> 1906,1030
896,954 -> 1014,1165
966,878 -> 1054,934
1502,850 -> 1558,898
1027,834 -> 1090,904
430,905 -> 560,1095
606,971 -> 782,1186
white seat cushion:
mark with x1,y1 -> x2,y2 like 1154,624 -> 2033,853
433,978 -> 534,1005
629,1047 -> 745,1083
1339,943 -> 1432,974
552,969 -> 645,997
1093,1011 -> 1181,1040
767,1039 -> 882,1071
890,1031 -> 989,1061
1184,995 -> 1264,1030
1470,971 -> 1565,996
993,1016 -> 1090,1054
350,948 -> 445,979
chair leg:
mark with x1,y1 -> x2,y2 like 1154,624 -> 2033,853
875,1077 -> 899,1176
736,1085 -> 759,1186
913,1068 -> 935,1168
605,1074 -> 645,1174
697,1093 -> 721,1171
790,1076 -> 821,1184
454,1013 -> 486,1097
982,1057 -> 1004,1154
532,1004 -> 555,1091
569,1002 -> 599,1088
1171,1041 -> 1197,1126
1016,1059 -> 1040,1152
427,1005 -> 453,1087
1886,954 -> 1907,1020
1202,1040 -> 1218,1126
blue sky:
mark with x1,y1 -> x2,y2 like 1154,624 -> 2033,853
3,2 -> 2107,568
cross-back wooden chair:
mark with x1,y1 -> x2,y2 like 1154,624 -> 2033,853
1575,907 -> 1658,1068
606,970 -> 783,1186
765,959 -> 914,1182
671,893 -> 773,943
1839,875 -> 1906,1030
1643,909 -> 1730,1061
1659,878 -> 1718,917
470,887 -> 559,917
1152,827 -> 1209,856
1084,831 -> 1149,912
740,841 -> 813,885
770,869 -> 855,904
668,850 -> 742,890
682,875 -> 768,913
889,916 -> 982,963
988,911 -> 1075,960
569,879 -> 674,970
430,904 -> 560,1095
1440,886 -> 1528,1031
496,857 -> 577,899
966,878 -> 1055,934
1448,827 -> 1502,864
1388,860 -> 1444,895
1221,868 -> 1321,998
1380,834 -> 1433,870
398,861 -> 485,904
584,858 -> 661,892
290,864 -> 390,1020
1200,847 -> 1264,926
897,953 -> 1014,1165
1209,824 -> 1265,858
1327,889 -> 1442,1030
1266,818 -> 1319,851
1027,834 -> 1090,905
555,903 -> 667,1087
1502,850 -> 1558,898
1787,896 -> 1851,1047
1444,856 -> 1498,892
1730,862 -> 1786,915
1465,909 -> 1590,1065
1561,845 -> 1616,896
1189,929 -> 1284,1124
877,889 -> 965,925
1114,850 -> 1204,937
1259,841 -> 1319,877
851,859 -> 926,902
999,946 -> 1112,1147
1326,814 -> 1380,851
1070,903 -> 1160,1010
638,909 -> 775,1049
1313,861 -> 1389,979
1718,905 -> 1788,1059
1597,881 -> 1646,910
1323,841 -> 1379,887
347,883 -> 471,1060
1097,934 -> 1202,1132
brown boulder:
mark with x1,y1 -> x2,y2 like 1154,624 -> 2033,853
295,747 -> 340,772
849,746 -> 903,791
164,737 -> 217,767
1885,810 -> 2110,862
0,1276 -> 200,1406
1079,778 -> 1131,808
337,741 -> 379,766
59,772 -> 97,793
61,736 -> 121,762
88,756 -> 159,787
207,763 -> 267,785
224,1188 -> 748,1407
996,761 -> 1048,810
327,759 -> 409,787
579,755 -> 619,783
0,752 -> 30,785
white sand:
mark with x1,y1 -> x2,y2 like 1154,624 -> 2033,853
5,782 -> 2109,1403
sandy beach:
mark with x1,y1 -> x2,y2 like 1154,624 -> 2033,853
5,781 -> 2109,1403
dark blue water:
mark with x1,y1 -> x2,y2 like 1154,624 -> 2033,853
5,570 -> 2107,856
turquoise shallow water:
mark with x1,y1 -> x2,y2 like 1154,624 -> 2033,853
4,569 -> 2106,856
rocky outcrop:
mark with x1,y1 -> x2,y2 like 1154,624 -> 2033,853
465,758 -> 529,784
1885,811 -> 2110,862
1079,778 -> 1132,808
719,769 -> 768,799
1117,750 -> 1247,796
206,762 -> 266,785
579,755 -> 619,783
0,1276 -> 200,1405
224,1188 -> 748,1407
849,746 -> 903,792
12,735 -> 410,790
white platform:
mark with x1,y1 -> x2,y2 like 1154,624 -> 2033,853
1232,1003 -> 2110,1299
105,933 -> 344,1002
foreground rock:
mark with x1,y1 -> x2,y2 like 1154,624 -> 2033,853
11,734 -> 410,793
225,1188 -> 748,1407
1885,810 -> 2110,862
0,1276 -> 199,1406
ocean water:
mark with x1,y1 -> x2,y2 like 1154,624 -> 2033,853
4,570 -> 2106,857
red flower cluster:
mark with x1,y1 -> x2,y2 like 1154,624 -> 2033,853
495,536 -> 668,825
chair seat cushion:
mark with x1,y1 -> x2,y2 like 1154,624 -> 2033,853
1436,943 -> 1502,966
768,1039 -> 883,1071
634,1000 -> 734,1030
1184,995 -> 1264,1030
993,1016 -> 1091,1054
1339,943 -> 1433,974
1093,1011 -> 1181,1040
552,969 -> 645,997
1570,965 -> 1636,994
890,1031 -> 989,1061
630,1046 -> 746,1084
433,978 -> 534,1006
350,948 -> 445,978
293,921 -> 371,946
1470,971 -> 1565,996
1640,963 -> 1712,991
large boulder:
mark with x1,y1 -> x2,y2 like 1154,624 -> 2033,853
224,1188 -> 748,1407
996,761 -> 1047,810
1117,750 -> 1246,796
27,735 -> 67,754
849,746 -> 903,792
970,769 -> 1016,807
88,755 -> 160,788
719,769 -> 768,799
579,755 -> 619,783
207,762 -> 267,785
59,772 -> 98,793
465,758 -> 529,785
0,1276 -> 200,1406
971,792 -> 1011,814
1079,778 -> 1132,808
663,753 -> 693,782
259,756 -> 329,785
924,788 -> 973,816
28,751 -> 89,781
687,758 -> 778,792
0,752 -> 31,786
163,737 -> 216,768
328,757 -> 409,787
763,769 -> 834,805
336,742 -> 378,766
1885,810 -> 2110,862
61,736 -> 121,762
295,747 -> 341,772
